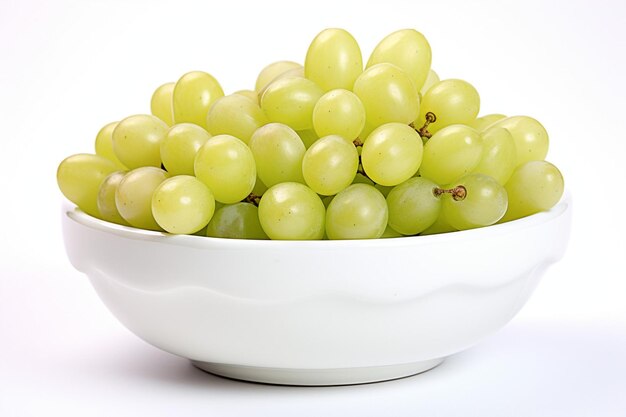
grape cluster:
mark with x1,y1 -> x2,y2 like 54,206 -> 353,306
57,28 -> 565,240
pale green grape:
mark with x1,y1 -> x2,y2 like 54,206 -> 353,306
95,121 -> 126,169
249,123 -> 306,187
151,175 -> 215,234
255,61 -> 302,92
172,71 -> 224,128
258,182 -> 325,240
353,63 -> 420,130
161,123 -> 211,176
488,116 -> 549,166
304,28 -> 363,91
441,174 -> 508,230
469,113 -> 506,131
257,67 -> 305,99
501,160 -> 564,222
302,135 -> 359,195
367,29 -> 432,92
420,69 -> 439,97
420,124 -> 483,185
150,82 -> 175,126
473,127 -> 517,185
194,134 -> 256,203
112,114 -> 169,169
326,183 -> 388,240
57,154 -> 119,218
97,171 -> 129,225
206,94 -> 268,144
206,202 -> 268,239
312,89 -> 365,140
233,89 -> 259,104
260,76 -> 324,130
386,177 -> 441,235
361,123 -> 423,186
381,225 -> 403,238
416,79 -> 480,135
420,213 -> 456,235
115,167 -> 169,230
297,129 -> 319,149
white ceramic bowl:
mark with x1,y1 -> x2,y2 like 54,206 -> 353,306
61,194 -> 571,386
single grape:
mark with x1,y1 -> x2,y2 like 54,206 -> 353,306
206,94 -> 268,144
150,82 -> 175,126
387,177 -> 441,235
151,175 -> 215,234
115,167 -> 169,230
420,69 -> 440,97
112,114 -> 169,169
160,123 -> 211,176
172,71 -> 224,129
206,202 -> 268,239
257,67 -> 305,99
255,61 -> 302,92
97,171 -> 130,225
312,89 -> 365,140
302,135 -> 359,196
326,183 -> 388,240
94,121 -> 126,169
233,89 -> 259,104
381,225 -> 403,238
416,79 -> 480,135
469,113 -> 507,131
473,126 -> 517,185
420,212 -> 457,235
258,182 -> 325,240
488,116 -> 549,166
260,76 -> 324,130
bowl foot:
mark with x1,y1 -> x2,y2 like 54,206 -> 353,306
191,358 -> 444,386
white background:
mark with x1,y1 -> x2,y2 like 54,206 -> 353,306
1,0 -> 625,415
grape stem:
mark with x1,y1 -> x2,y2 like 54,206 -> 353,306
353,138 -> 363,147
433,185 -> 467,201
243,193 -> 262,206
412,112 -> 437,140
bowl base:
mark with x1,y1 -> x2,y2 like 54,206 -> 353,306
191,358 -> 444,386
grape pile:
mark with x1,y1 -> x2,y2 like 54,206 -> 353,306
57,28 -> 565,240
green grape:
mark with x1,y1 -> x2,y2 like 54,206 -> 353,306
160,123 -> 211,176
194,134 -> 256,204
420,212 -> 456,235
420,124 -> 483,185
206,202 -> 268,239
501,160 -> 564,222
172,71 -> 224,129
97,171 -> 130,225
95,121 -> 126,170
367,29 -> 432,92
353,63 -> 419,130
302,135 -> 359,196
304,28 -> 363,91
112,114 -> 169,169
150,82 -> 175,126
260,76 -> 324,130
488,116 -> 549,166
248,123 -> 306,187
326,183 -> 388,240
296,129 -> 319,149
416,79 -> 480,135
441,174 -> 508,230
233,89 -> 259,104
381,225 -> 403,238
115,167 -> 169,230
361,123 -> 423,186
57,154 -> 119,218
151,175 -> 215,234
420,69 -> 440,97
472,127 -> 517,185
258,182 -> 325,240
312,89 -> 365,140
206,94 -> 268,144
257,67 -> 305,100
386,177 -> 441,235
469,113 -> 507,131
255,61 -> 302,92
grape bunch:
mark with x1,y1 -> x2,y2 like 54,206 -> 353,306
57,28 -> 565,240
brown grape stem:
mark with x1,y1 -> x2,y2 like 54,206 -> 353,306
433,185 -> 467,201
413,112 -> 437,140
353,138 -> 363,147
243,193 -> 262,207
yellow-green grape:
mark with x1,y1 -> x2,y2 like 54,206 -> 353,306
260,77 -> 324,130
258,182 -> 325,240
302,135 -> 359,196
94,121 -> 126,169
312,89 -> 365,140
473,127 -> 517,185
420,212 -> 456,235
353,63 -> 420,130
469,113 -> 507,131
115,167 -> 169,230
420,124 -> 483,185
57,154 -> 119,218
361,123 -> 423,186
386,177 -> 441,235
194,134 -> 256,204
150,82 -> 175,126
160,123 -> 211,176
326,183 -> 388,240
304,28 -> 363,91
501,160 -> 564,222
367,28 -> 432,92
112,114 -> 169,169
417,79 -> 480,135
233,89 -> 259,104
151,175 -> 215,234
297,129 -> 319,149
257,67 -> 305,100
172,71 -> 224,129
206,203 -> 268,239
97,171 -> 130,225
440,174 -> 508,230
255,61 -> 302,92
420,69 -> 440,97
381,225 -> 403,238
249,123 -> 306,187
206,94 -> 268,144
488,116 -> 549,166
